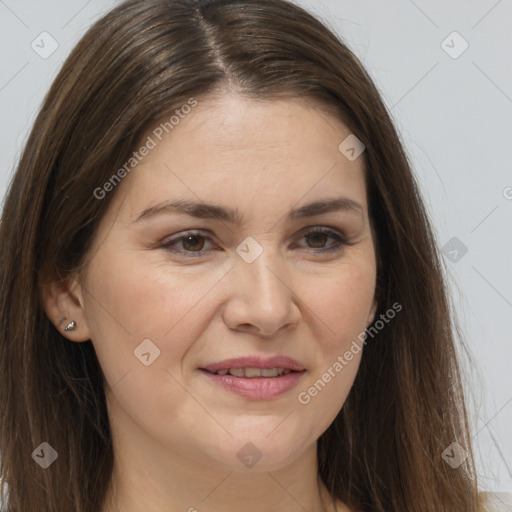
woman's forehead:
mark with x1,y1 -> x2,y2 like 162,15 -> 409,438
109,96 -> 369,228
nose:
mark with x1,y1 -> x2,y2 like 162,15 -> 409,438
221,246 -> 301,337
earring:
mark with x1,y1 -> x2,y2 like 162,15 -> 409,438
64,320 -> 77,332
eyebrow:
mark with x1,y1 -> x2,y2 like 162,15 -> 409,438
134,197 -> 364,224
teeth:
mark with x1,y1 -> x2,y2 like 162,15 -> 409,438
214,367 -> 294,377
244,367 -> 264,377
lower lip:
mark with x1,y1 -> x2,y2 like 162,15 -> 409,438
199,369 -> 306,400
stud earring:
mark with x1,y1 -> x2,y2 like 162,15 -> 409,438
64,320 -> 77,332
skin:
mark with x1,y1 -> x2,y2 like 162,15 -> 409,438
43,93 -> 377,512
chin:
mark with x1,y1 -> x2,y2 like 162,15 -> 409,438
200,432 -> 311,473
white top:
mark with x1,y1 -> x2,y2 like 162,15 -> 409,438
479,492 -> 512,511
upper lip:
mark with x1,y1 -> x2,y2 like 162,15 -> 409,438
201,355 -> 306,373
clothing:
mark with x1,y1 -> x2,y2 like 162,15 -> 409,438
479,492 -> 512,511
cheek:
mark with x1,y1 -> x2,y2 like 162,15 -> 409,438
82,254 -> 209,434
292,266 -> 373,429
84,244 -> 227,337
82,248 -> 231,388
302,262 -> 376,349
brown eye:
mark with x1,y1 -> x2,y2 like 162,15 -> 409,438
304,231 -> 330,249
160,227 -> 352,258
180,234 -> 206,252
160,231 -> 216,257
296,227 -> 351,254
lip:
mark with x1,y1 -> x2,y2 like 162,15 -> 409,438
201,355 -> 306,373
200,369 -> 306,400
199,355 -> 306,400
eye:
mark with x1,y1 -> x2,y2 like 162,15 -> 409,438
159,227 -> 353,258
160,231 -> 215,257
294,227 -> 353,254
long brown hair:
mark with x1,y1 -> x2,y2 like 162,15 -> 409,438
0,0 -> 480,510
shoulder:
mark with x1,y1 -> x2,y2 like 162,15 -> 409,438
478,492 -> 512,512
333,492 -> 512,511
334,493 -> 512,512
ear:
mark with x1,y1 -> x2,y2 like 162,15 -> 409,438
367,298 -> 378,326
41,275 -> 91,342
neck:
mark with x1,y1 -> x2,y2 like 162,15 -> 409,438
100,386 -> 342,512
101,429 -> 337,512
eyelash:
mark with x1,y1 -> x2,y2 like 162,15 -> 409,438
159,227 -> 353,258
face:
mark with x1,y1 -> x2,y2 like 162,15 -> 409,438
58,93 -> 377,472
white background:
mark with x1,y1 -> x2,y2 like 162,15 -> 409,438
1,0 -> 511,496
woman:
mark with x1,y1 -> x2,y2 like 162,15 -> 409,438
0,0 -> 495,510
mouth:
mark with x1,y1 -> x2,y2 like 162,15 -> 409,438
198,356 -> 306,400
200,355 -> 305,374
202,367 -> 296,377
